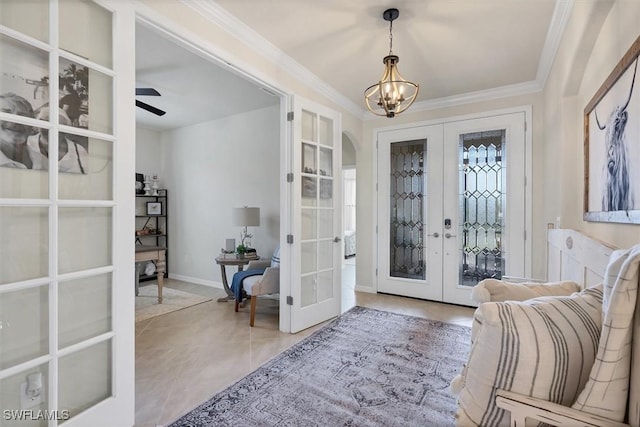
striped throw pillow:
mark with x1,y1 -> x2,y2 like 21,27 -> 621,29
452,285 -> 603,427
571,246 -> 640,421
270,246 -> 280,268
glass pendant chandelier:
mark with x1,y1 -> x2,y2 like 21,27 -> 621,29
364,8 -> 419,118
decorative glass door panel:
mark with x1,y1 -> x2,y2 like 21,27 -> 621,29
459,131 -> 505,287
291,97 -> 341,333
389,140 -> 426,280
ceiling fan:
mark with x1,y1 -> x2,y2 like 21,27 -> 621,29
136,88 -> 166,116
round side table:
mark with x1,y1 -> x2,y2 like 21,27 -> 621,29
214,256 -> 259,302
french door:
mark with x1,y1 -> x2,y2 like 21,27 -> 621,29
377,112 -> 527,306
377,125 -> 444,301
289,96 -> 342,333
0,1 -> 135,425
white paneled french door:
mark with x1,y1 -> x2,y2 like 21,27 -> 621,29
377,112 -> 528,306
289,96 -> 342,333
0,1 -> 135,425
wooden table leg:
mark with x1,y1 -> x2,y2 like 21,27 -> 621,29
217,264 -> 245,302
135,247 -> 167,304
135,262 -> 143,296
156,252 -> 166,304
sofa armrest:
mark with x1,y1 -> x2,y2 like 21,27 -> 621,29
495,389 -> 629,427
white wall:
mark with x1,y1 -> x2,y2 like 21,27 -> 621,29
544,0 -> 640,250
136,105 -> 280,287
135,127 -> 163,183
342,134 -> 356,167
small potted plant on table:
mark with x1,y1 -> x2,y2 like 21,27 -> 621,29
236,243 -> 247,259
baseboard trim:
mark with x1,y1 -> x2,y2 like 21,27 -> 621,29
168,273 -> 223,290
354,285 -> 376,294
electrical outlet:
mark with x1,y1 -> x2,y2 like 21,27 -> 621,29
20,372 -> 44,410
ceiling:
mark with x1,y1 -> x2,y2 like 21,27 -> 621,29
136,0 -> 567,130
135,24 -> 279,130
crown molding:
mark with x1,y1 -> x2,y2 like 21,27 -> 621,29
364,80 -> 543,120
183,0 -> 572,121
536,0 -> 574,86
181,0 -> 364,118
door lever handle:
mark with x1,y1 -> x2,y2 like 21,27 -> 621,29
445,233 -> 456,239
333,237 -> 341,243
427,232 -> 439,238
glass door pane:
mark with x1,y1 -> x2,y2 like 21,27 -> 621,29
58,273 -> 112,348
389,140 -> 426,280
0,286 -> 49,370
58,207 -> 112,274
59,0 -> 113,68
0,363 -> 50,426
0,1 -> 49,42
459,131 -> 506,287
58,340 -> 112,418
0,207 -> 49,285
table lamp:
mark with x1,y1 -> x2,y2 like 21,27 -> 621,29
232,206 -> 260,250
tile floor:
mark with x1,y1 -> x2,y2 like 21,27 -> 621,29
134,261 -> 475,426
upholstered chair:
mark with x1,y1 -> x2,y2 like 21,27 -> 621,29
233,248 -> 280,326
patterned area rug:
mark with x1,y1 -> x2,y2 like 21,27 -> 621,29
169,306 -> 471,427
135,285 -> 211,322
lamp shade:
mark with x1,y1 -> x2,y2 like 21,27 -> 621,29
232,207 -> 260,227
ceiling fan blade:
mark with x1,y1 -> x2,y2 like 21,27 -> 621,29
136,100 -> 166,116
136,88 -> 161,96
